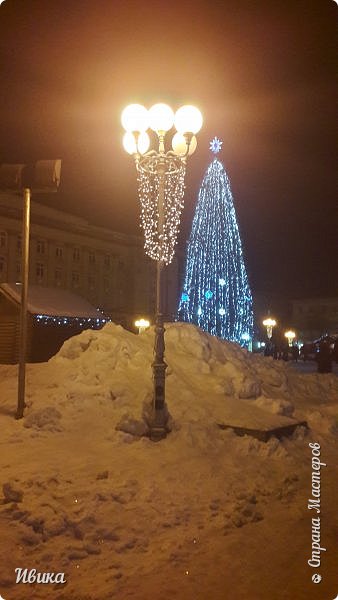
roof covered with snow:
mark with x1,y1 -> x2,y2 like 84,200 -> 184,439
0,282 -> 103,318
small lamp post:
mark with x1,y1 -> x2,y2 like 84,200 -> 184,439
285,330 -> 296,347
135,318 -> 150,334
121,102 -> 202,441
263,317 -> 277,340
0,160 -> 61,419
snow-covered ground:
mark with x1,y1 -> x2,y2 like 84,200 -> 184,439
0,322 -> 337,600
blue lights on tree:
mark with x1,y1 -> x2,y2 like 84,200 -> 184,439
178,138 -> 253,345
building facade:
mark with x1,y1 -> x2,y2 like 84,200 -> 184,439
0,192 -> 179,330
292,297 -> 338,341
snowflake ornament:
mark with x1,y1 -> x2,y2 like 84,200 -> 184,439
209,137 -> 223,154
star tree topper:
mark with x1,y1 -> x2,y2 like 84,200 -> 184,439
209,137 -> 223,154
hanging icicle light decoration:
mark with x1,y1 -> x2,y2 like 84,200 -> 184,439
137,157 -> 186,263
121,103 -> 202,264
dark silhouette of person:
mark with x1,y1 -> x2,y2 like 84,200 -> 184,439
282,343 -> 289,361
332,339 -> 338,364
291,345 -> 299,362
316,340 -> 332,374
264,342 -> 274,357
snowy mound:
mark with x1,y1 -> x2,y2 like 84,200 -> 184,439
1,321 -> 335,441
24,320 -> 334,435
45,321 -> 292,428
0,322 -> 337,600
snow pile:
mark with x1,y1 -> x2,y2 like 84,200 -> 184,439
45,322 -> 295,430
0,322 -> 337,600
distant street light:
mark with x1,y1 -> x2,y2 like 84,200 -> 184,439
285,330 -> 296,346
122,102 -> 202,441
0,160 -> 61,419
263,317 -> 277,340
135,318 -> 150,334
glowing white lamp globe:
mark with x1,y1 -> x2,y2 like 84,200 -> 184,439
122,131 -> 150,155
137,132 -> 150,154
174,105 -> 203,134
121,104 -> 149,132
122,132 -> 137,155
148,103 -> 174,132
172,132 -> 197,156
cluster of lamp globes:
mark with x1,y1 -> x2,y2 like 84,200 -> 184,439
121,103 -> 203,157
263,317 -> 296,345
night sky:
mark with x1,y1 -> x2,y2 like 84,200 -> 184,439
0,0 -> 337,299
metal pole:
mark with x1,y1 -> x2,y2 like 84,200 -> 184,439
150,161 -> 167,441
16,187 -> 30,419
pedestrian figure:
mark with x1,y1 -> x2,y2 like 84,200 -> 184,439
317,340 -> 332,374
332,339 -> 338,364
282,342 -> 289,361
264,342 -> 273,357
291,345 -> 299,362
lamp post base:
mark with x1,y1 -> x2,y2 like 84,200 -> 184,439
149,423 -> 168,442
149,404 -> 169,441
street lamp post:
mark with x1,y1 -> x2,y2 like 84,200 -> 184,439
135,318 -> 150,334
121,103 -> 202,441
0,160 -> 61,419
285,330 -> 296,347
263,317 -> 277,340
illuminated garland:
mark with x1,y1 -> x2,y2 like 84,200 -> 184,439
178,149 -> 253,346
34,315 -> 109,328
137,158 -> 186,264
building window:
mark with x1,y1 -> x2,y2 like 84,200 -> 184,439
37,239 -> 46,255
88,251 -> 96,265
71,271 -> 80,288
16,235 -> 22,254
55,246 -> 63,259
104,254 -> 111,268
0,231 -> 7,249
0,255 -> 6,276
88,275 -> 95,290
36,263 -> 45,282
55,269 -> 62,286
73,247 -> 80,262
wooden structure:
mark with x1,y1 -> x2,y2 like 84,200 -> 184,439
0,283 -> 107,363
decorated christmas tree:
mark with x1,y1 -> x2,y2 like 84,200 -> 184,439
177,137 -> 253,346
